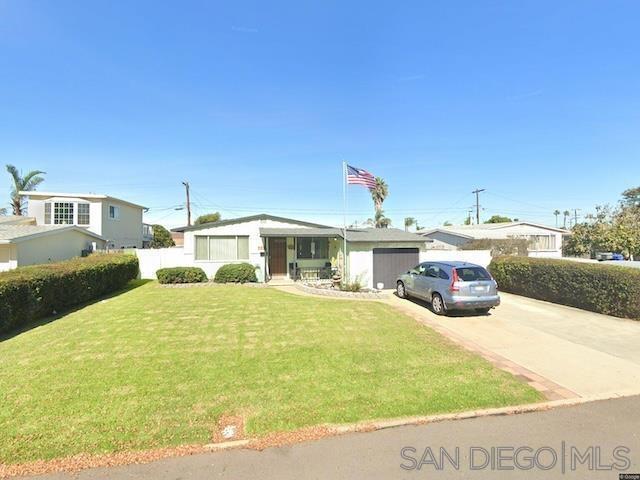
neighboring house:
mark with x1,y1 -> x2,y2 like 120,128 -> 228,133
19,191 -> 147,249
419,222 -> 570,258
0,225 -> 105,272
170,230 -> 184,246
166,214 -> 431,288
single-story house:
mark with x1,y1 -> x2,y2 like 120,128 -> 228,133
418,222 -> 570,258
0,224 -> 106,272
170,214 -> 431,289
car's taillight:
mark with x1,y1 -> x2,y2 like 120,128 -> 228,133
450,268 -> 460,292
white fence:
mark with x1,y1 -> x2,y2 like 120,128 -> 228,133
135,247 -> 188,279
419,249 -> 492,268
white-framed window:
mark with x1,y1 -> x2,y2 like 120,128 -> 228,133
195,235 -> 250,261
78,203 -> 90,225
109,205 -> 120,220
53,202 -> 74,225
528,235 -> 556,251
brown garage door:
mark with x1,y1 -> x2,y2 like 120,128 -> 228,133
372,248 -> 420,289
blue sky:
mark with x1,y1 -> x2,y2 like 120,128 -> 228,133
1,0 -> 639,229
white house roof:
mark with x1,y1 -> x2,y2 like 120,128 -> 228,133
175,214 -> 331,232
0,225 -> 105,244
18,191 -> 147,210
419,221 -> 570,239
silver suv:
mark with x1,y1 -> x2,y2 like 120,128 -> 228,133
396,261 -> 500,315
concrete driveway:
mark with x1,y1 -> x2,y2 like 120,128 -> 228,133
386,292 -> 640,398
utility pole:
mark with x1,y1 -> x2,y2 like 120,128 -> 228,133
573,208 -> 581,227
182,181 -> 191,226
467,208 -> 474,225
472,188 -> 485,225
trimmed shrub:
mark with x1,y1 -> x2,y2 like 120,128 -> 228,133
0,254 -> 139,334
214,263 -> 257,283
156,267 -> 207,284
489,256 -> 640,319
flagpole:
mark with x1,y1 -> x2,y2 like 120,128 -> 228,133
342,161 -> 348,286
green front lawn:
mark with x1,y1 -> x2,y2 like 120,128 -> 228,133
0,282 -> 540,464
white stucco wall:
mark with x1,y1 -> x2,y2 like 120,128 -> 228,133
0,244 -> 18,272
14,230 -> 106,267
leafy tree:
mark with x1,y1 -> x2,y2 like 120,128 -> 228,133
370,177 -> 388,218
464,216 -> 472,225
6,164 -> 46,215
621,186 -> 640,207
404,217 -> 416,231
484,215 -> 512,224
194,212 -> 221,225
443,221 -> 452,226
0,207 -> 6,216
149,224 -> 175,248
563,203 -> 640,260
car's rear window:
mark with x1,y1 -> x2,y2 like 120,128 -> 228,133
455,267 -> 491,281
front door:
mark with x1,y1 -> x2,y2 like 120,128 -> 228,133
268,238 -> 287,277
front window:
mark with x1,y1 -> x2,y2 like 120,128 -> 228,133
53,202 -> 74,224
195,236 -> 250,261
296,237 -> 328,259
78,203 -> 90,225
528,235 -> 556,251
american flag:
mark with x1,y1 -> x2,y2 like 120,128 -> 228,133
346,164 -> 377,190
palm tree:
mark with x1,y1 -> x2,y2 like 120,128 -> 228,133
553,210 -> 561,227
370,177 -> 388,217
563,210 -> 570,229
404,217 -> 416,231
6,165 -> 46,215
374,210 -> 391,228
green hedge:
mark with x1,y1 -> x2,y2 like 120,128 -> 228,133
214,263 -> 257,283
489,256 -> 640,319
156,267 -> 207,284
0,254 -> 139,334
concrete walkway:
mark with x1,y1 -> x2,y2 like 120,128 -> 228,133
385,292 -> 640,397
25,395 -> 640,480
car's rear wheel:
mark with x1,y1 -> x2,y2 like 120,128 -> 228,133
475,307 -> 491,315
431,293 -> 446,315
396,281 -> 407,299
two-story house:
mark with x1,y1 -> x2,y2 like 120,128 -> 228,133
19,191 -> 147,249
